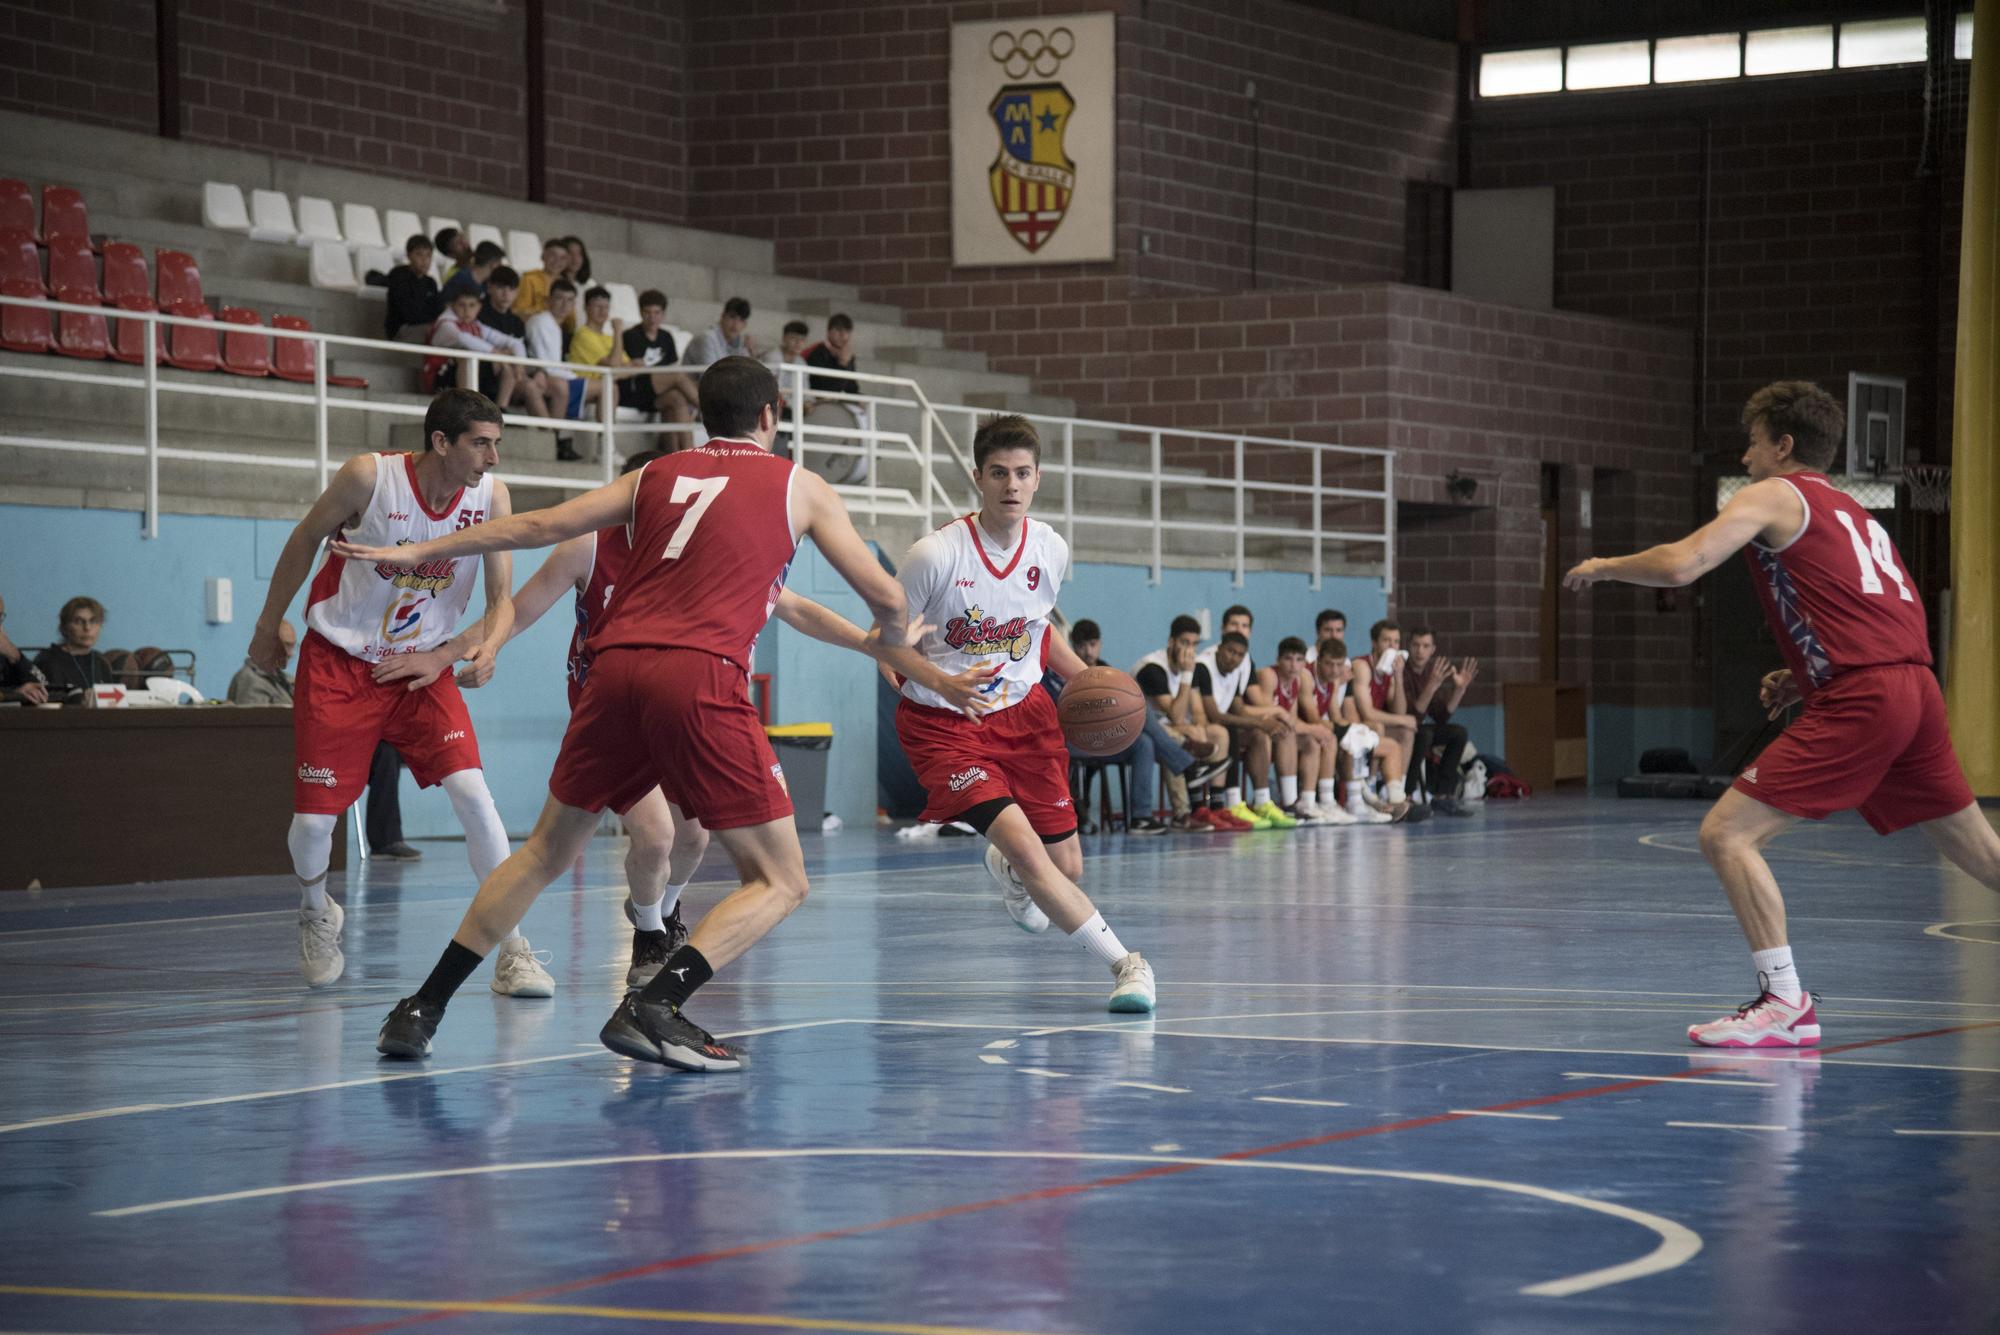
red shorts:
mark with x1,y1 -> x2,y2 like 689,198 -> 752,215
896,688 -> 1077,838
548,646 -> 791,830
1732,663 -> 1975,834
291,630 -> 481,814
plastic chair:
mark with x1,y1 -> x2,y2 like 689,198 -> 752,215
426,215 -> 461,243
54,301 -> 108,359
155,250 -> 205,315
604,281 -> 641,328
247,189 -> 297,243
507,229 -> 543,270
0,228 -> 42,290
271,315 -> 369,388
165,307 -> 220,372
202,182 -> 250,232
40,186 -> 91,250
383,208 -> 424,251
0,179 -> 35,239
308,240 -> 358,291
1068,757 -> 1132,835
219,306 -> 270,376
101,243 -> 162,366
294,196 -> 343,247
467,222 -> 504,255
351,244 -> 396,295
46,234 -> 108,359
341,203 -> 386,252
0,280 -> 50,355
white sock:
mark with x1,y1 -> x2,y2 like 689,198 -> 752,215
661,880 -> 689,916
630,895 -> 666,932
1279,775 -> 1298,806
1070,912 -> 1130,967
288,812 -> 336,912
1317,780 -> 1335,804
1752,946 -> 1803,1003
1225,785 -> 1243,808
443,769 -> 517,939
1386,778 -> 1406,804
1252,785 -> 1272,807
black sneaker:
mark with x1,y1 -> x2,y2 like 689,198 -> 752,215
1431,795 -> 1473,817
377,995 -> 443,1059
599,995 -> 744,1071
1127,815 -> 1170,835
555,437 -> 581,462
622,900 -> 692,990
1392,800 -> 1432,825
1184,758 -> 1232,789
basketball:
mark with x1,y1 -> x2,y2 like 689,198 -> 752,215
1057,666 -> 1146,757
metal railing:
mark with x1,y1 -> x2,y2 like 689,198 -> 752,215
0,292 -> 1395,590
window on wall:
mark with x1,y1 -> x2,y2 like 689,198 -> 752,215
1479,12 -> 1971,99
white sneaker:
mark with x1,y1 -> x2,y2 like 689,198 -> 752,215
1317,800 -> 1357,825
298,897 -> 345,988
1345,800 -> 1392,825
1109,951 -> 1156,1013
985,842 -> 1049,933
1292,797 -> 1328,826
491,936 -> 556,997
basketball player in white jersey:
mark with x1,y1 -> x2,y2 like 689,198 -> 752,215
879,415 -> 1156,1012
247,388 -> 551,996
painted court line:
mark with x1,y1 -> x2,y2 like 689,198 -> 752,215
1253,1096 -> 1350,1108
1891,1128 -> 2000,1137
976,1055 -> 1008,1066
1665,1122 -> 1789,1133
1563,1072 -> 1773,1089
1114,1081 -> 1189,1094
1014,1067 -> 1069,1080
1449,1110 -> 1561,1121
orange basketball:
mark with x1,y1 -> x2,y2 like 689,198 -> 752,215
1058,666 -> 1147,758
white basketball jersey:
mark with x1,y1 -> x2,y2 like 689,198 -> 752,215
897,514 -> 1066,714
306,453 -> 493,662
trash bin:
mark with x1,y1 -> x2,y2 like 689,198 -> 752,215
765,723 -> 833,837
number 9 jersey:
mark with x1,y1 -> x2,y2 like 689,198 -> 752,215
896,514 -> 1068,714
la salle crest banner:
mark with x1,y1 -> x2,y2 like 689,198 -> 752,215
951,13 -> 1115,267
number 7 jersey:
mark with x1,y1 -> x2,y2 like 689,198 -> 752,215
1746,470 -> 1930,701
897,514 -> 1067,714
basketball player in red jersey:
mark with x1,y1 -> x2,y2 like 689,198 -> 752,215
336,360 -> 982,1070
246,389 -> 552,997
1568,380 -> 2000,1046
876,416 -> 1157,1013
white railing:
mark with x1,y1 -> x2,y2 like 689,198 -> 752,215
0,293 -> 1394,591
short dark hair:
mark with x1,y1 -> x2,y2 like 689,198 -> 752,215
1220,631 -> 1249,649
1316,608 -> 1346,630
1369,618 -> 1400,644
828,312 -> 854,332
583,285 -> 611,306
405,233 -> 433,255
722,296 -> 752,320
622,448 -> 667,475
973,414 -> 1040,470
487,265 -> 520,288
471,240 -> 506,266
1071,619 -> 1101,644
638,289 -> 667,310
1223,604 -> 1253,627
1277,635 -> 1307,657
1170,614 -> 1202,639
432,227 -> 461,253
1742,380 -> 1845,471
1317,636 -> 1348,660
549,278 -> 577,297
1410,625 -> 1435,642
424,387 -> 503,450
698,355 -> 781,438
783,319 -> 810,337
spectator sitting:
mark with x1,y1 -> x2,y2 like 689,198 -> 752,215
33,596 -> 119,700
682,297 -> 755,366
806,312 -> 861,410
228,618 -> 297,704
514,238 -> 567,321
1401,626 -> 1478,815
1064,618 -> 1215,836
526,279 -> 584,458
561,235 -> 592,286
430,289 -> 527,407
384,234 -> 442,343
618,289 -> 698,425
1347,618 -> 1425,822
440,240 -> 506,304
1132,614 -> 1234,830
433,226 -> 470,281
1306,608 -> 1345,662
765,319 -> 810,451
479,267 -> 550,419
570,285 -> 630,418
0,592 -> 51,705
1196,629 -> 1301,829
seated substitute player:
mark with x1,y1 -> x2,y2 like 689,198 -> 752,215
1305,636 -> 1381,823
1132,615 -> 1234,830
879,415 -> 1157,1011
247,388 -> 553,996
1197,631 -> 1300,829
1566,379 -> 2000,1047
1401,627 -> 1477,815
1261,635 -> 1345,825
343,359 -> 985,1070
1348,619 -> 1428,823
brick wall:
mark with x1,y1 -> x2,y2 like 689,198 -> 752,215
0,0 -> 157,134
543,0 -> 686,222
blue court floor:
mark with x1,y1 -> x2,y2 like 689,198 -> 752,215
2,794 -> 1997,1334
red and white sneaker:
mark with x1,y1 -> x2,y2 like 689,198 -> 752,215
1688,984 -> 1821,1048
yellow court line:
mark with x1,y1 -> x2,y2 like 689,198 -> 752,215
0,1285 -> 1062,1335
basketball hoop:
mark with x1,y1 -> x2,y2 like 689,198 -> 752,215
1904,463 -> 1951,514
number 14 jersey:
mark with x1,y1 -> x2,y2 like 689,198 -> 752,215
1747,470 -> 1930,701
897,514 -> 1067,715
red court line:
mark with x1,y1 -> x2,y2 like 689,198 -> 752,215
322,1016 -> 2000,1335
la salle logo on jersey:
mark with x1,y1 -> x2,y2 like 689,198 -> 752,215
374,538 -> 458,593
943,604 -> 1033,661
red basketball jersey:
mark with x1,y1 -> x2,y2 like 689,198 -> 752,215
590,441 -> 798,671
1272,672 -> 1299,713
1746,471 -> 1929,701
566,525 -> 632,698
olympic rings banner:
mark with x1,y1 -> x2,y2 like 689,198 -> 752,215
950,13 -> 1116,267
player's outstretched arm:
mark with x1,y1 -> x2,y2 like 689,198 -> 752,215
248,453 -> 378,670
1565,478 -> 1802,590
505,534 -> 596,643
776,592 -> 999,718
1045,624 -> 1090,682
793,469 -> 911,646
329,471 -> 641,568
458,479 -> 516,688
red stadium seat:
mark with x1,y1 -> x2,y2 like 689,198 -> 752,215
219,306 -> 270,377
0,180 -> 34,240
54,304 -> 108,360
40,186 -> 92,251
101,244 -> 164,367
0,228 -> 41,290
0,228 -> 50,354
45,235 -> 108,358
164,307 -> 219,373
271,315 -> 369,388
155,249 -> 205,315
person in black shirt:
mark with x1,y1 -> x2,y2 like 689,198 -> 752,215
0,592 -> 51,705
441,241 -> 504,305
617,289 -> 697,424
384,234 -> 442,342
33,596 -> 119,701
478,267 -> 550,418
805,312 -> 858,398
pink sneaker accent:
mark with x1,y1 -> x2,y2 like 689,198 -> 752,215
1688,990 -> 1821,1048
